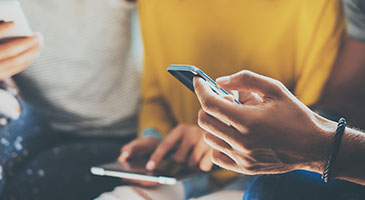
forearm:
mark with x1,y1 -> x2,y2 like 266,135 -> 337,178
333,127 -> 365,185
308,118 -> 365,185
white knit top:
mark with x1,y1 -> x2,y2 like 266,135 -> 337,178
15,0 -> 142,136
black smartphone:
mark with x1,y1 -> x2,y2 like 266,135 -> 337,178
167,65 -> 240,104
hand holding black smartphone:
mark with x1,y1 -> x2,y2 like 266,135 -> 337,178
167,64 -> 240,104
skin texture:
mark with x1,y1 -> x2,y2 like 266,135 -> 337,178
194,70 -> 365,186
118,124 -> 214,186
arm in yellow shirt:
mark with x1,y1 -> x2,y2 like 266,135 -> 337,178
138,58 -> 176,138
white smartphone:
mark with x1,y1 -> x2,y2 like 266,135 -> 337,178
91,159 -> 202,185
0,0 -> 32,37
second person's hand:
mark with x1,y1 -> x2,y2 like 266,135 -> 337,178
145,124 -> 214,172
0,21 -> 44,80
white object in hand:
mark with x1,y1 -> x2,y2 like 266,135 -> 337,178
0,89 -> 21,120
0,0 -> 32,37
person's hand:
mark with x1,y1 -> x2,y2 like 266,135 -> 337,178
118,136 -> 161,187
120,125 -> 214,172
145,124 -> 214,172
119,136 -> 161,163
118,125 -> 214,186
194,70 -> 335,175
0,21 -> 44,80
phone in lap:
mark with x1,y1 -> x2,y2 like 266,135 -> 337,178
0,0 -> 32,38
167,64 -> 241,104
91,159 -> 201,185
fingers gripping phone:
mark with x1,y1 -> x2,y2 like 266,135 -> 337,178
167,65 -> 241,104
0,0 -> 32,37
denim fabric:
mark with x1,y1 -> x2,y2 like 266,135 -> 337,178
5,139 -> 129,200
0,100 -> 134,200
0,100 -> 51,198
223,175 -> 253,192
182,174 -> 213,199
243,170 -> 365,200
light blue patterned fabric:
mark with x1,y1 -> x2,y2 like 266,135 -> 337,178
141,128 -> 163,140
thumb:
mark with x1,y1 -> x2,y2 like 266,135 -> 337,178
216,70 -> 284,97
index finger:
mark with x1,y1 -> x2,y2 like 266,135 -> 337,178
146,126 -> 184,170
0,33 -> 42,61
194,77 -> 251,127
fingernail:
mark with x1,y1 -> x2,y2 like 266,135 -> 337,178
120,151 -> 129,160
146,160 -> 155,170
216,76 -> 230,84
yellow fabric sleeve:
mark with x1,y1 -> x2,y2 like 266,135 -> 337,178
294,0 -> 345,106
138,57 -> 176,137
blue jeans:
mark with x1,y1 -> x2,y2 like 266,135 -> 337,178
1,101 -> 133,200
243,170 -> 365,200
0,100 -> 52,198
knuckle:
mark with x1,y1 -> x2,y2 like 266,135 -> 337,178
238,70 -> 251,78
201,97 -> 216,113
240,167 -> 256,175
198,112 -> 209,128
239,70 -> 254,81
271,80 -> 285,95
244,165 -> 259,175
211,155 -> 219,165
211,152 -> 224,167
237,161 -> 257,175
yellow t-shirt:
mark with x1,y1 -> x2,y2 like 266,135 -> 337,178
137,0 -> 344,186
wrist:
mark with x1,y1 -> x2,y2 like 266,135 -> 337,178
305,116 -> 338,174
